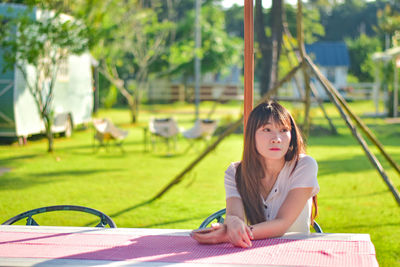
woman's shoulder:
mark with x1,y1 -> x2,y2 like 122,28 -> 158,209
292,154 -> 318,176
297,154 -> 317,167
225,161 -> 241,175
287,154 -> 318,176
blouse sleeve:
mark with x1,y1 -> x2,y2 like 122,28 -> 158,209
288,155 -> 319,196
224,162 -> 242,199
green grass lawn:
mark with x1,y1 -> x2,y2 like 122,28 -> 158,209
0,100 -> 399,266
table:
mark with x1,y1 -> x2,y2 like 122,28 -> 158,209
0,225 -> 378,267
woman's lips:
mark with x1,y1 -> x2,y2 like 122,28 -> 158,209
269,148 -> 281,151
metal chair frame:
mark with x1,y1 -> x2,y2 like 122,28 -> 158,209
93,118 -> 128,152
199,208 -> 323,233
2,205 -> 117,228
182,119 -> 218,153
148,117 -> 180,154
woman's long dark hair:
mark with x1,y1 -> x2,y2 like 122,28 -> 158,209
235,100 -> 310,225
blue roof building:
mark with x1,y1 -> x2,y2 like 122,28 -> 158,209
306,42 -> 350,67
305,42 -> 351,99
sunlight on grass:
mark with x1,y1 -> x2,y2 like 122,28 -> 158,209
0,100 -> 399,266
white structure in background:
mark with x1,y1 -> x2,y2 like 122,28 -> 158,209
372,47 -> 400,117
0,3 -> 94,141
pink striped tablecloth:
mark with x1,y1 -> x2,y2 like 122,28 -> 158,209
0,230 -> 378,266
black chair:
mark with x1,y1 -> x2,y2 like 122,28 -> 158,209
199,208 -> 323,233
2,205 -> 117,228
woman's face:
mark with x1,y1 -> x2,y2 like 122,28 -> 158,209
255,120 -> 291,162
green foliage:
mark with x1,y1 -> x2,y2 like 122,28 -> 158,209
0,3 -> 89,151
103,85 -> 118,109
224,4 -> 244,38
321,0 -> 384,41
0,5 -> 88,71
376,4 -> 400,47
165,3 -> 242,79
346,34 -> 381,82
347,73 -> 359,83
286,4 -> 325,43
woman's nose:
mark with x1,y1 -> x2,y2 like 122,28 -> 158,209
271,134 -> 281,143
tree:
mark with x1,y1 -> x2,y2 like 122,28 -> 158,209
79,0 -> 174,123
0,3 -> 88,152
255,0 -> 284,96
62,0 -> 239,121
376,3 -> 400,48
165,3 -> 242,83
346,34 -> 381,82
321,0 -> 384,41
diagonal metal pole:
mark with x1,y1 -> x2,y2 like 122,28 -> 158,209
306,57 -> 400,176
281,27 -> 337,135
306,56 -> 400,206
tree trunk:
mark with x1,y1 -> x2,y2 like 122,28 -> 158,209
43,114 -> 54,153
255,0 -> 284,96
269,0 -> 284,90
130,100 -> 137,123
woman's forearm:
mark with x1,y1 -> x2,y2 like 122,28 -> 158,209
250,219 -> 288,240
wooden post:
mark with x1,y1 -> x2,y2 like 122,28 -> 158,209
244,0 -> 254,135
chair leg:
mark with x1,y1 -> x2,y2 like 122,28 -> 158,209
116,141 -> 125,153
150,134 -> 157,151
183,139 -> 195,153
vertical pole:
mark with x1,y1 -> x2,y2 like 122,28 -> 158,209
94,66 -> 99,115
194,0 -> 201,120
373,63 -> 380,115
394,57 -> 398,117
244,0 -> 254,135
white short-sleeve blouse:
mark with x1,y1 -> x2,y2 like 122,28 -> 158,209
224,154 -> 319,233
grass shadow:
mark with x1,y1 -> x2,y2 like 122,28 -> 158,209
317,155 -> 381,175
84,199 -> 155,227
29,168 -> 122,178
322,190 -> 389,201
0,168 -> 122,191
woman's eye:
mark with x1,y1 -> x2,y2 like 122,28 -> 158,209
281,128 -> 289,132
263,128 -> 270,132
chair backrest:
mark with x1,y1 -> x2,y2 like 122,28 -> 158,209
2,205 -> 117,228
93,118 -> 109,134
199,208 -> 323,233
93,118 -> 128,141
183,119 -> 218,139
105,119 -> 128,140
149,118 -> 180,138
201,119 -> 217,134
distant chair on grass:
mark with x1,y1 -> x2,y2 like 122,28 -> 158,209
148,117 -> 180,154
182,119 -> 218,152
93,118 -> 129,152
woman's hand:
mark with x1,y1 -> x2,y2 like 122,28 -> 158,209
225,215 -> 253,248
190,223 -> 228,244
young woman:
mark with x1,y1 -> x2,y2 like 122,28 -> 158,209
191,100 -> 319,248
